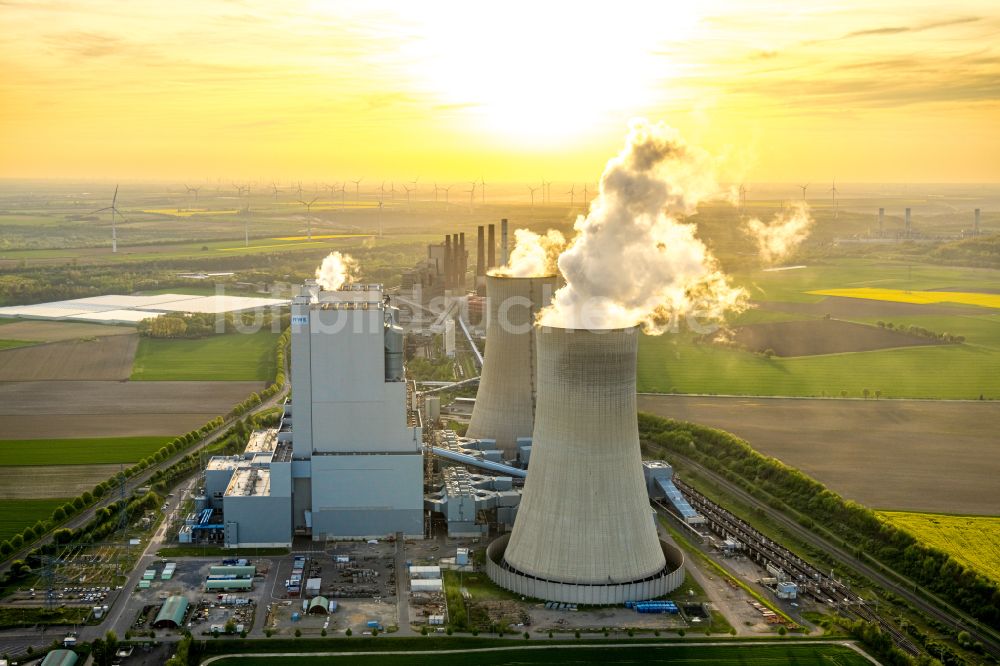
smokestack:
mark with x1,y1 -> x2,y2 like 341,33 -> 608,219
444,235 -> 452,289
488,224 -> 496,270
500,218 -> 509,266
459,232 -> 467,289
467,274 -> 559,456
878,208 -> 884,236
451,234 -> 460,287
905,208 -> 911,236
975,208 -> 981,236
486,326 -> 683,603
476,226 -> 486,295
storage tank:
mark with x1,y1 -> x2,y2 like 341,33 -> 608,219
486,326 -> 684,603
466,274 -> 558,456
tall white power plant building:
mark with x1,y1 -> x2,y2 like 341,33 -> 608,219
288,282 -> 424,539
486,326 -> 683,603
467,274 -> 558,456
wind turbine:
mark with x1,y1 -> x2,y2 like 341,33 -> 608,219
582,183 -> 589,206
298,196 -> 319,240
480,176 -> 486,205
567,184 -> 575,208
336,182 -> 347,209
441,184 -> 453,205
271,182 -> 282,200
527,185 -> 539,206
379,181 -> 387,202
403,183 -> 415,209
295,181 -> 303,199
351,178 -> 363,204
799,183 -> 809,201
91,184 -> 124,253
466,182 -> 476,210
389,182 -> 396,202
431,183 -> 440,203
542,179 -> 551,204
829,179 -> 839,218
184,184 -> 201,205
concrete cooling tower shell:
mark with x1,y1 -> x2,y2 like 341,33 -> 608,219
466,275 -> 559,456
486,326 -> 684,604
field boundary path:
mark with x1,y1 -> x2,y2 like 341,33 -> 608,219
198,639 -> 879,665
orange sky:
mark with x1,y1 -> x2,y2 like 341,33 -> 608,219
1,0 -> 998,183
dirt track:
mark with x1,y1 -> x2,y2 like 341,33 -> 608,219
0,380 -> 266,438
638,394 -> 1000,515
0,335 -> 138,380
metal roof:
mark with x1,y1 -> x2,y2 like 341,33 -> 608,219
153,595 -> 188,628
307,596 -> 331,614
40,650 -> 78,666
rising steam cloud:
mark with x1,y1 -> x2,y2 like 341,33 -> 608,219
491,228 -> 566,278
315,251 -> 358,290
742,202 -> 814,264
538,119 -> 747,332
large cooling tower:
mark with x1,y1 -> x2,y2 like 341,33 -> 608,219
486,326 -> 684,603
466,275 -> 558,456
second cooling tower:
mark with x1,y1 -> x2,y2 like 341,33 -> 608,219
466,274 -> 558,456
485,326 -> 684,603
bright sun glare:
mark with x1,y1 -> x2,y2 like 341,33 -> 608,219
394,3 -> 700,147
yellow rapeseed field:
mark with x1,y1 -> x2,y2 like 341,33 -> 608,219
879,511 -> 1000,583
141,208 -> 240,217
808,288 -> 1000,310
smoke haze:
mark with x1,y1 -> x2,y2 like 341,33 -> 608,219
315,251 -> 358,290
491,228 -> 566,278
538,119 -> 746,332
743,202 -> 814,264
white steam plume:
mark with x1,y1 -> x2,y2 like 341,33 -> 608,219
491,228 -> 566,277
742,201 -> 814,265
538,119 -> 747,333
315,251 -> 358,290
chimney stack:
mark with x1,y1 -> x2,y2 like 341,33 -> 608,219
476,226 -> 486,295
488,224 -> 496,270
459,232 -> 467,289
500,218 -> 509,266
444,235 -> 452,289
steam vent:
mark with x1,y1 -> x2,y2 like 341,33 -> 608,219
466,274 -> 559,456
486,326 -> 684,603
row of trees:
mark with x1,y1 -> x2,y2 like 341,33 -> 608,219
877,321 -> 966,344
137,311 -> 290,339
637,413 -> 1000,630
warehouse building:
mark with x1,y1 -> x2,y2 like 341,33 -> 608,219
153,596 -> 189,629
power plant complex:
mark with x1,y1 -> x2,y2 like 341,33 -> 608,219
188,223 -> 683,603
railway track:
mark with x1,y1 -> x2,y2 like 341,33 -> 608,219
671,477 -> 920,656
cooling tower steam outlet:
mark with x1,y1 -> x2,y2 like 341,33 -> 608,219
486,326 -> 684,603
467,275 -> 558,456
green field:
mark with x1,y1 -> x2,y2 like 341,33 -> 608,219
0,339 -> 33,350
0,499 -> 67,542
0,436 -> 171,466
130,330 -> 279,381
638,335 -> 999,399
207,643 -> 873,666
637,259 -> 1000,399
879,511 -> 1000,584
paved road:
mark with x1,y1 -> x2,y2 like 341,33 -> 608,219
393,532 -> 412,636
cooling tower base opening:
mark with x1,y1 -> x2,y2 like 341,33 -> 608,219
485,533 -> 685,605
